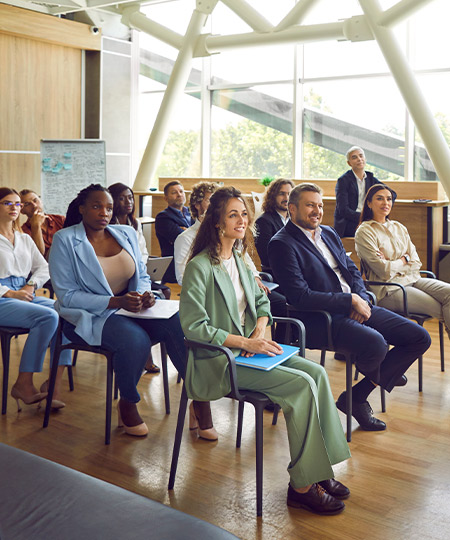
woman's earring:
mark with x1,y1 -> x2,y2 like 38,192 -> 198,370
219,228 -> 225,237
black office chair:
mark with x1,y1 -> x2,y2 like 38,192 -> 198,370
169,316 -> 305,517
43,319 -> 172,444
1,326 -> 30,415
286,304 -> 385,443
363,269 -> 445,392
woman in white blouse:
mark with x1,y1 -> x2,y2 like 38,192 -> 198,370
0,187 -> 71,411
355,184 -> 450,337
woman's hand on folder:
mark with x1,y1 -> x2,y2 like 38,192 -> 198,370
240,337 -> 283,358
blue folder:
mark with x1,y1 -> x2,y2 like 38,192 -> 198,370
235,344 -> 299,371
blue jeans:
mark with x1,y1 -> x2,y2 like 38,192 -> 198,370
0,277 -> 72,372
63,312 -> 186,403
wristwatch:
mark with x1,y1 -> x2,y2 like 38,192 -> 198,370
404,254 -> 411,263
26,279 -> 38,291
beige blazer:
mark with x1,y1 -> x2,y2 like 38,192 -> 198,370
355,219 -> 422,301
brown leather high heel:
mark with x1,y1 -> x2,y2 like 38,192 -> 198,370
10,385 -> 47,412
189,402 -> 218,441
117,400 -> 148,437
40,380 -> 65,410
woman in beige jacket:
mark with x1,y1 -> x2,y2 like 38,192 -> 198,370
355,184 -> 450,337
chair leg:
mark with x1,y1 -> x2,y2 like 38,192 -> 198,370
105,355 -> 113,445
160,343 -> 170,415
113,374 -> 118,400
43,344 -> 61,428
354,368 -> 359,381
72,350 -> 78,367
272,403 -> 280,425
439,322 -> 445,372
168,385 -> 189,490
236,401 -> 244,448
177,373 -> 182,384
418,355 -> 423,393
1,335 -> 11,415
320,350 -> 326,367
380,388 -> 386,413
346,356 -> 352,443
254,403 -> 264,517
67,365 -> 74,392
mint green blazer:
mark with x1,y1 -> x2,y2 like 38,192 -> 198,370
179,249 -> 272,401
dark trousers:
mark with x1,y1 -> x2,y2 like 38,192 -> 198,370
63,313 -> 186,403
330,306 -> 431,392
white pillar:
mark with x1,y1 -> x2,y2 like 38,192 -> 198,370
359,0 -> 450,195
133,8 -> 209,191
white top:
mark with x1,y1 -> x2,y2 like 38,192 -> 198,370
222,255 -> 247,326
174,219 -> 259,285
277,211 -> 289,225
295,223 -> 351,294
0,231 -> 50,297
126,218 -> 148,264
353,170 -> 367,212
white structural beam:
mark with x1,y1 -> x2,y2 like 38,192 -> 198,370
377,0 -> 436,28
50,0 -> 145,16
133,3 -> 215,191
274,0 -> 317,32
121,7 -> 183,50
359,0 -> 450,195
220,0 -> 273,33
197,22 -> 346,55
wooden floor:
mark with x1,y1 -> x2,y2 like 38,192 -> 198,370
1,318 -> 449,540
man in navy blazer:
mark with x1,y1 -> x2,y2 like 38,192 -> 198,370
155,181 -> 194,283
334,146 -> 395,237
269,183 -> 430,432
255,178 -> 294,274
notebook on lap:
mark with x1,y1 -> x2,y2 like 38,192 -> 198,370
235,344 -> 299,371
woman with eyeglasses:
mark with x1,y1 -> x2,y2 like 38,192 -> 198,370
0,187 -> 72,412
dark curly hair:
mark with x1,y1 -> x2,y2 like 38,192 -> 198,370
64,184 -> 111,228
108,182 -> 138,230
262,178 -> 295,213
190,186 -> 254,265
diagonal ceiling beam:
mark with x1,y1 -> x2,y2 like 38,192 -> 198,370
220,0 -> 273,32
377,0 -> 436,27
274,0 -> 317,32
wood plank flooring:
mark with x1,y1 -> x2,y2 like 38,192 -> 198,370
1,318 -> 449,540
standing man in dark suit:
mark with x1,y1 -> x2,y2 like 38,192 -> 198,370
155,181 -> 193,283
269,183 -> 430,432
334,146 -> 395,237
255,178 -> 294,274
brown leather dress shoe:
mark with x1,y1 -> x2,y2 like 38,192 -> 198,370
287,483 -> 345,515
318,478 -> 350,500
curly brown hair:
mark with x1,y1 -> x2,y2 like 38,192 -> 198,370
189,181 -> 218,219
262,178 -> 295,213
190,186 -> 254,265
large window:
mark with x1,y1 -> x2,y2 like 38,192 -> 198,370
137,1 -> 450,182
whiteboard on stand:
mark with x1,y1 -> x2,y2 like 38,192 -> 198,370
40,139 -> 107,215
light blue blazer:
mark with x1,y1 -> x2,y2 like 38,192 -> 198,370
49,222 -> 151,346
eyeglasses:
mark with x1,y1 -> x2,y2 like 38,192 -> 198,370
1,202 -> 23,208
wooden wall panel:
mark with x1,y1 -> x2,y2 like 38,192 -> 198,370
0,31 -> 82,192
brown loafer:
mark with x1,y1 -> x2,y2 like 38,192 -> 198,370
318,478 -> 350,500
287,483 -> 345,515
144,362 -> 160,374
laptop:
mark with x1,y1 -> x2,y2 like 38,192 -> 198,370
146,256 -> 173,281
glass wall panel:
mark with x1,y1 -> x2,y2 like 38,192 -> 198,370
138,91 -> 201,183
414,72 -> 450,181
211,85 -> 293,178
302,78 -> 404,181
409,0 -> 450,70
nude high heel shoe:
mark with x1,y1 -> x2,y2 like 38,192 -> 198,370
117,400 -> 148,437
10,385 -> 47,412
40,380 -> 65,410
189,401 -> 218,441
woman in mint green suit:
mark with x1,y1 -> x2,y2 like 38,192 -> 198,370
179,186 -> 351,515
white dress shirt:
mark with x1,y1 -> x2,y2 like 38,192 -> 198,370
295,223 -> 351,294
353,171 -> 367,212
0,231 -> 50,296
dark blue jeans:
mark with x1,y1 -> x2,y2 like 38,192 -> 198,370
63,313 -> 186,403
